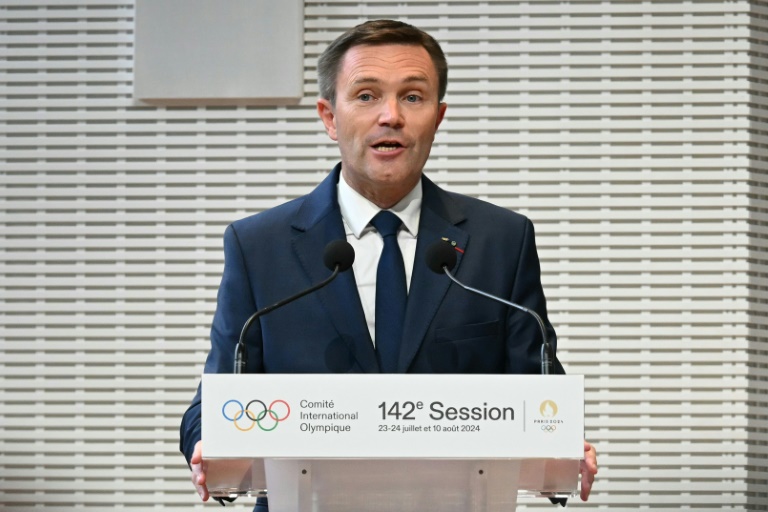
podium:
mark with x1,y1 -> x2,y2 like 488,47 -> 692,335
202,374 -> 584,512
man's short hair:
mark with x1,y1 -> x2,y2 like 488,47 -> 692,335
317,19 -> 448,104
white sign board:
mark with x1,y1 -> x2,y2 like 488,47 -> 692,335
202,374 -> 584,460
134,0 -> 304,105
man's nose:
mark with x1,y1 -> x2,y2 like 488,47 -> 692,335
378,98 -> 404,127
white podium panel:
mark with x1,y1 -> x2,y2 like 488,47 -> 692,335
202,374 -> 584,512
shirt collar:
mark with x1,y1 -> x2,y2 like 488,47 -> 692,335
337,175 -> 422,239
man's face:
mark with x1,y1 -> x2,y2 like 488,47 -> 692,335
317,44 -> 447,208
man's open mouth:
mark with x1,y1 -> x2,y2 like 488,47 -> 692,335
373,142 -> 403,152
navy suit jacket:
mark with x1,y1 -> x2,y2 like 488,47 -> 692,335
180,163 -> 563,466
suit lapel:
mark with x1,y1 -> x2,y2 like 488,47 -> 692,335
291,165 -> 379,373
398,176 -> 469,372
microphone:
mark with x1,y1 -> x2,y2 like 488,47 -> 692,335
234,240 -> 355,374
425,240 -> 554,375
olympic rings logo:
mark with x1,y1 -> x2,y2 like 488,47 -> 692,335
541,424 -> 557,433
222,399 -> 291,432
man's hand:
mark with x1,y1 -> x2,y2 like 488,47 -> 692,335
580,440 -> 598,501
190,440 -> 210,502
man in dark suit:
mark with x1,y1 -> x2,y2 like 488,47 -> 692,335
181,19 -> 597,507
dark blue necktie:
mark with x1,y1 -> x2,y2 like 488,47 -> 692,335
370,211 -> 407,373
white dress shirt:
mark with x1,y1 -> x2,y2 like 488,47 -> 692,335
337,177 -> 421,347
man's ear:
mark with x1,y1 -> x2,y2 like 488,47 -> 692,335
435,102 -> 448,131
317,98 -> 338,141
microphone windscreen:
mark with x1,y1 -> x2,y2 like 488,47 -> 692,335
323,240 -> 355,272
425,240 -> 457,273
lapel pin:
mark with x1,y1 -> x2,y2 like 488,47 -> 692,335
441,237 -> 464,254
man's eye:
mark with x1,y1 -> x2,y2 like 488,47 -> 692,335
405,94 -> 421,102
359,94 -> 373,101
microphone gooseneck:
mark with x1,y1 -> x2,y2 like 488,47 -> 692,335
234,240 -> 355,374
425,240 -> 554,375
